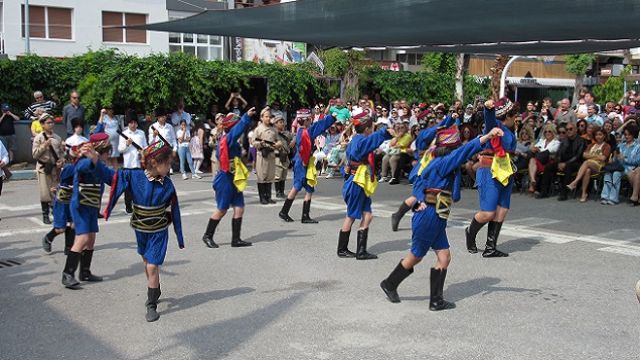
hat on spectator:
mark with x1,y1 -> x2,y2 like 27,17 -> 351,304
143,139 -> 172,162
435,126 -> 461,148
296,108 -> 312,120
221,113 -> 241,130
38,113 -> 54,123
90,133 -> 111,153
466,104 -> 474,110
495,97 -> 515,118
260,107 -> 272,118
417,109 -> 431,120
418,102 -> 429,110
272,114 -> 284,124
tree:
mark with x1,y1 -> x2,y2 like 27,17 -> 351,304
318,48 -> 365,101
490,55 -> 509,100
565,54 -> 596,104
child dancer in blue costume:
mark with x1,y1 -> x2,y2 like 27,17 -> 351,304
380,125 -> 504,310
279,109 -> 337,223
42,145 -> 82,254
465,98 -> 518,258
61,133 -> 112,289
338,111 -> 395,260
102,139 -> 184,322
202,108 -> 257,249
390,111 -> 458,231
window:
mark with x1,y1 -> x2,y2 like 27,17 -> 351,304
102,11 -> 147,44
396,52 -> 423,66
21,5 -> 72,40
167,24 -> 224,61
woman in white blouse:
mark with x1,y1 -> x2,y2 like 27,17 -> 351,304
99,106 -> 122,169
527,123 -> 560,193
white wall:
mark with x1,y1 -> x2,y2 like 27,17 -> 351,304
3,0 -> 168,59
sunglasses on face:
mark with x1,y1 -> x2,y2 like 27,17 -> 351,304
558,131 -> 566,134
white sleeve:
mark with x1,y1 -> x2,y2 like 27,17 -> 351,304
0,142 -> 9,164
117,133 -> 127,153
548,139 -> 561,154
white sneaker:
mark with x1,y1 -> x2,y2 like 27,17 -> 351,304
182,173 -> 188,180
195,170 -> 203,174
193,174 -> 202,179
170,168 -> 174,174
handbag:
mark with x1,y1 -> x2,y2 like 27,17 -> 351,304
535,150 -> 550,164
603,160 -> 625,173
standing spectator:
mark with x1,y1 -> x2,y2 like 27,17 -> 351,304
583,92 -> 601,113
601,124 -> 640,205
32,114 -> 65,224
274,114 -> 294,198
24,91 -> 56,119
99,106 -> 122,169
567,128 -> 611,202
270,101 -> 286,124
0,140 -> 8,219
543,97 -> 556,116
253,107 -> 280,204
171,100 -> 191,134
30,108 -> 46,141
148,108 -> 178,174
118,115 -> 148,213
209,113 -> 225,174
522,101 -> 537,119
539,122 -> 586,200
190,123 -> 205,175
555,98 -> 577,125
329,98 -> 351,124
62,91 -> 86,137
0,103 -> 20,163
225,91 -> 248,115
176,119 -> 201,180
376,108 -> 391,127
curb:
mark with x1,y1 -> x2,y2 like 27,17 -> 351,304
6,170 -> 36,181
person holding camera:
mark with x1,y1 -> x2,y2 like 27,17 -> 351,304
32,113 -> 65,224
0,103 -> 19,165
253,107 -> 281,204
225,91 -> 248,116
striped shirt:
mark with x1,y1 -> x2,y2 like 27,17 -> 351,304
24,100 -> 57,119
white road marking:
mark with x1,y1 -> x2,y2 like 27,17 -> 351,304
508,217 -> 562,227
597,246 -> 640,257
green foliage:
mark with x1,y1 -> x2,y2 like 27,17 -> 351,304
421,53 -> 457,75
463,75 -> 492,105
564,54 -> 596,75
319,48 -> 350,78
0,50 -> 326,120
592,66 -> 631,103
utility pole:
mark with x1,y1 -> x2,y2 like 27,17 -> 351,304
25,0 -> 31,54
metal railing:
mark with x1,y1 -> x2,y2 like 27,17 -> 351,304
0,32 -> 4,54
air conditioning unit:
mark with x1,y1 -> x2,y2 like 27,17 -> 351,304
612,64 -> 625,76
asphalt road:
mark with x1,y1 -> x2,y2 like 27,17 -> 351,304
0,174 -> 638,359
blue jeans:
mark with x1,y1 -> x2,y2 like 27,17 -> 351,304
178,146 -> 195,174
601,171 -> 623,203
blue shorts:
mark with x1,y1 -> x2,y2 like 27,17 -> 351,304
70,205 -> 99,235
410,207 -> 450,258
213,172 -> 244,210
342,179 -> 372,220
52,200 -> 72,229
477,168 -> 513,211
135,230 -> 169,265
293,167 -> 315,193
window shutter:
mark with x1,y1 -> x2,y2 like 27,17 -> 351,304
48,7 -> 72,39
22,5 -> 46,38
102,11 -> 123,42
125,13 -> 147,44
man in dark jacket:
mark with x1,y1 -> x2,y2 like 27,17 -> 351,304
538,122 -> 586,200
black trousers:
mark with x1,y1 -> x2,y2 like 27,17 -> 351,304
539,161 -> 581,196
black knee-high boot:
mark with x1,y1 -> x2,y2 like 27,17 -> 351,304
231,218 -> 252,247
266,183 -> 276,204
380,261 -> 414,303
258,183 -> 269,205
483,221 -> 508,258
279,198 -> 295,222
465,216 -> 486,254
64,227 -> 75,255
391,201 -> 412,232
202,218 -> 220,248
356,228 -> 377,260
337,230 -> 355,258
62,251 -> 81,288
42,228 -> 58,253
146,287 -> 161,322
41,202 -> 51,225
429,268 -> 455,311
276,181 -> 286,198
80,250 -> 103,282
301,200 -> 318,223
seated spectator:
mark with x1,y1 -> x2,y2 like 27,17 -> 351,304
603,120 -> 618,150
538,122 -> 585,200
585,104 -> 604,127
528,124 -> 560,194
601,124 -> 640,205
514,124 -> 534,172
24,91 -> 57,120
380,122 -> 412,184
567,128 -> 611,202
577,119 -> 588,140
326,124 -> 351,178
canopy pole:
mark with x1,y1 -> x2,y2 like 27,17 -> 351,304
500,56 -> 520,98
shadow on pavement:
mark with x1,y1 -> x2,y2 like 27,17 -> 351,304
367,238 -> 410,255
313,212 -> 346,222
402,277 -> 542,302
243,229 -> 311,244
498,237 -> 542,254
105,259 -> 190,281
161,286 -> 255,316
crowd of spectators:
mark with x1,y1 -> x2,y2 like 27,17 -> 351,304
3,87 -> 640,208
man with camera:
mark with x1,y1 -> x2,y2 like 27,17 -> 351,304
0,103 -> 19,166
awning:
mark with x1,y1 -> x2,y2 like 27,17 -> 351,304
506,77 -> 575,88
131,0 -> 640,54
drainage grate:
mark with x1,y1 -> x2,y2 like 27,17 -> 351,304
0,259 -> 23,269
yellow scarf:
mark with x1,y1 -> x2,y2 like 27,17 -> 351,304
353,164 -> 378,197
233,157 -> 249,192
490,153 -> 514,186
306,155 -> 318,187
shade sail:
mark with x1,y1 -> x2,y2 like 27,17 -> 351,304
132,0 -> 640,54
